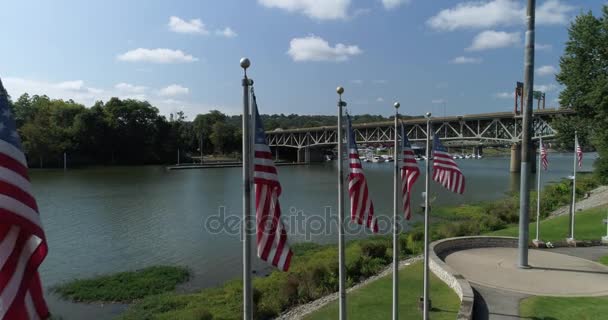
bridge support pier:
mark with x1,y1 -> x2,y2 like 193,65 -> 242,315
510,144 -> 521,173
275,147 -> 279,161
305,147 -> 310,164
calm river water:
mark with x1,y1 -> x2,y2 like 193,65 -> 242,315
32,153 -> 597,319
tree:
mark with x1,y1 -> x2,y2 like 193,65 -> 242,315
556,6 -> 608,182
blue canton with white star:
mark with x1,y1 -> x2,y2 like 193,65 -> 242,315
433,134 -> 446,152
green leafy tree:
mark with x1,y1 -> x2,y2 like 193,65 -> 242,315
556,6 -> 608,182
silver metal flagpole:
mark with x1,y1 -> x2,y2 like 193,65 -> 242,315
336,86 -> 347,320
392,102 -> 400,320
240,57 -> 253,320
535,136 -> 542,241
423,112 -> 432,320
570,131 -> 577,240
518,0 -> 536,268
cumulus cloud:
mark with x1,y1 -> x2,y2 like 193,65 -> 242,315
287,35 -> 362,62
534,83 -> 558,92
451,56 -> 482,64
115,82 -> 147,93
466,30 -> 520,51
117,48 -> 198,63
159,84 -> 190,97
536,65 -> 558,76
381,0 -> 411,10
427,0 -> 574,31
259,0 -> 351,20
168,16 -> 209,34
215,27 -> 238,38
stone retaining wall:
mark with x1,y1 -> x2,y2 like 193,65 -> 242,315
429,236 -> 518,320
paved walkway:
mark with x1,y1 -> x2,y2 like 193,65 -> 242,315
444,247 -> 608,319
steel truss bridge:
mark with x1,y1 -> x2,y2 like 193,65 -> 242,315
266,109 -> 574,149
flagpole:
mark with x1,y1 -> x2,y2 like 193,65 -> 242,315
570,131 -> 577,240
535,136 -> 542,241
423,112 -> 432,320
336,86 -> 347,320
240,57 -> 253,320
392,102 -> 400,320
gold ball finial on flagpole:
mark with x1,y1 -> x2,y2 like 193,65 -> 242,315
394,102 -> 400,109
336,86 -> 344,95
240,57 -> 251,69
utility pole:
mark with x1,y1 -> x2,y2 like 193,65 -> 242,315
518,0 -> 536,268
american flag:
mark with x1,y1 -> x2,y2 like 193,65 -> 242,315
432,134 -> 465,194
0,79 -> 49,319
575,135 -> 583,168
400,124 -> 420,220
346,115 -> 378,232
540,141 -> 549,170
252,92 -> 293,272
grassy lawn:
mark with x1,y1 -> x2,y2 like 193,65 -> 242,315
520,296 -> 608,320
600,255 -> 608,266
488,206 -> 608,242
303,262 -> 460,320
52,265 -> 190,303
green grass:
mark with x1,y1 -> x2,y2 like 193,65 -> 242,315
303,262 -> 460,320
52,265 -> 190,303
600,255 -> 608,266
488,206 -> 608,242
520,296 -> 608,320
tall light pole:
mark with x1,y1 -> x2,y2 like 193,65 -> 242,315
518,0 -> 536,268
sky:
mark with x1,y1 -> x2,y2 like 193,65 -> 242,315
1,0 -> 606,119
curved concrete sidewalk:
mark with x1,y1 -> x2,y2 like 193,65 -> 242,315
445,247 -> 608,297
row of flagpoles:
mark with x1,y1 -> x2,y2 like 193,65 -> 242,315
239,58 -> 583,320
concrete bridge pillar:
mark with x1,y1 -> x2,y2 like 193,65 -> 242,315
304,147 -> 310,164
476,145 -> 484,156
297,147 -> 302,163
275,147 -> 279,161
510,144 -> 521,173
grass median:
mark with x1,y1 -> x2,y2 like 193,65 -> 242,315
520,296 -> 608,320
304,261 -> 459,320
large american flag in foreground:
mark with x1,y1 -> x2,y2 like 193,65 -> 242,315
0,79 -> 49,319
576,135 -> 583,168
432,135 -> 465,194
252,92 -> 293,272
346,115 -> 378,232
400,124 -> 419,220
540,141 -> 549,171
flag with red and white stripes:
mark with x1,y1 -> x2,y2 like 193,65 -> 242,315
346,115 -> 378,232
540,141 -> 549,171
575,135 -> 583,168
0,78 -> 49,319
432,135 -> 465,194
252,92 -> 293,272
400,124 -> 419,220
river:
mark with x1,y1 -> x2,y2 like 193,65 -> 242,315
32,152 -> 597,319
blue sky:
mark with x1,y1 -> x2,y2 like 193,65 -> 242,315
1,0 -> 606,119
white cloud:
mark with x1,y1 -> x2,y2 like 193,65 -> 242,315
427,0 -> 575,31
259,0 -> 351,20
117,48 -> 198,63
494,92 -> 511,99
536,43 -> 553,51
115,82 -> 147,93
466,30 -> 520,51
159,84 -> 190,97
215,27 -> 237,38
376,97 -> 384,102
451,56 -> 482,64
534,83 -> 558,92
287,35 -> 362,62
55,80 -> 85,91
168,16 -> 208,34
536,65 -> 558,76
381,0 -> 411,10
537,0 -> 574,25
